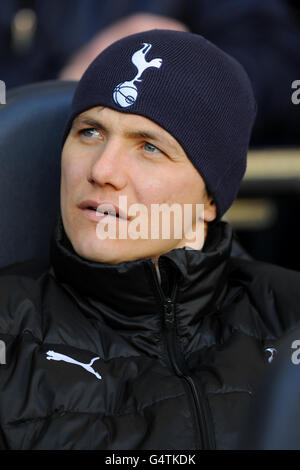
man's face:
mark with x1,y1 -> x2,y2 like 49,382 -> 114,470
61,106 -> 216,264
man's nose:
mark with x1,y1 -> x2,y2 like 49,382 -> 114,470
87,140 -> 128,189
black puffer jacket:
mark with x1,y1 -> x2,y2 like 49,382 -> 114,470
1,220 -> 300,450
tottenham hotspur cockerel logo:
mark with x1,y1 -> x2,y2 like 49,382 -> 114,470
113,43 -> 163,108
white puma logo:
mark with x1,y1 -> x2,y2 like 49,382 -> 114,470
46,350 -> 102,380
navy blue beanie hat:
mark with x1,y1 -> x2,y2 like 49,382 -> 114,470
62,29 -> 256,219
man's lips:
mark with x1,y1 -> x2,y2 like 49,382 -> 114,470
78,200 -> 129,220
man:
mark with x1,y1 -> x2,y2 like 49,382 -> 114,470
1,29 -> 300,450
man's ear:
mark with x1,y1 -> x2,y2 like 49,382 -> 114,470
204,196 -> 217,222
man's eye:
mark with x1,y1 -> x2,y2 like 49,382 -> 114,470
79,128 -> 100,138
143,142 -> 161,153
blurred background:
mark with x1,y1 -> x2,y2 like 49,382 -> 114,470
1,0 -> 300,270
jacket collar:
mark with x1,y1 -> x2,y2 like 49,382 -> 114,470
50,217 -> 232,325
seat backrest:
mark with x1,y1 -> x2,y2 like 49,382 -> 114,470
0,80 -> 76,268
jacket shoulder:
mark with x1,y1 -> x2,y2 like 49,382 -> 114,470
228,256 -> 300,334
0,259 -> 50,338
0,258 -> 49,279
229,256 -> 300,288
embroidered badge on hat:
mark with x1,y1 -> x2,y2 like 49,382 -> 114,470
113,42 -> 163,108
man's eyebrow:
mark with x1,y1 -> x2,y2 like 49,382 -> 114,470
123,130 -> 162,141
123,130 -> 178,151
72,117 -> 107,132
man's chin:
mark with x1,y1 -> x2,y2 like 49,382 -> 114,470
70,231 -> 184,264
71,237 -> 139,264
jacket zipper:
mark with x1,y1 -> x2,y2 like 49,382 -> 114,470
149,260 -> 215,450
